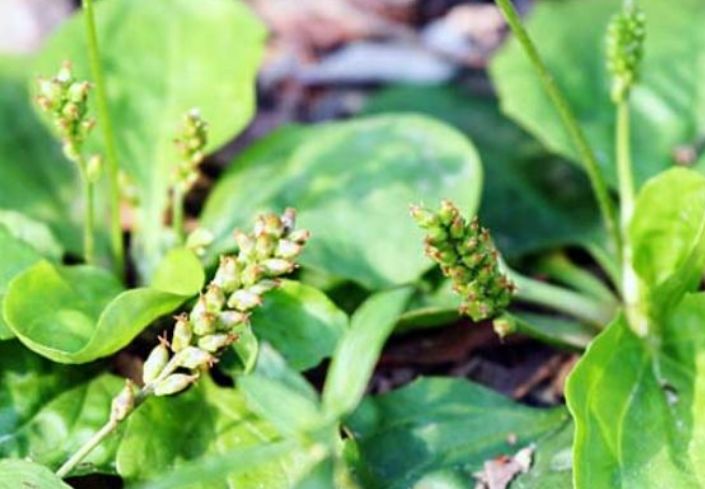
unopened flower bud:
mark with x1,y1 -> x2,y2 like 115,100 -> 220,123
260,213 -> 284,238
234,230 -> 255,260
275,239 -> 302,259
62,141 -> 80,161
217,310 -> 250,330
227,289 -> 262,311
213,256 -> 240,292
287,229 -> 310,245
143,343 -> 169,384
249,279 -> 280,295
173,346 -> 214,370
198,333 -> 236,352
438,200 -> 458,225
154,373 -> 199,396
191,310 -> 216,336
171,314 -> 192,352
410,205 -> 439,228
186,228 -> 213,256
67,81 -> 90,103
240,264 -> 262,287
262,258 -> 295,276
111,380 -> 136,421
204,284 -> 225,313
57,61 -> 73,82
255,234 -> 276,259
281,208 -> 297,232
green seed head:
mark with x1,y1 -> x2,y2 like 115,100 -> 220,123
606,2 -> 646,102
411,201 -> 515,322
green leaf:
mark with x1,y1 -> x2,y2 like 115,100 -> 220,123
363,85 -> 602,258
0,459 -> 71,489
36,0 -> 266,275
630,168 -> 705,312
201,115 -> 482,289
0,56 -> 80,253
118,380 -> 310,488
4,249 -> 203,363
511,421 -> 574,489
566,294 -> 705,488
0,229 -> 45,340
323,287 -> 413,418
252,280 -> 348,371
238,344 -> 324,438
0,210 -> 63,260
490,0 -> 705,187
347,377 -> 569,489
0,342 -> 120,474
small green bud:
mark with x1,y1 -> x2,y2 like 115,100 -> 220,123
409,204 -> 439,228
203,284 -> 225,313
275,239 -> 302,259
255,234 -> 277,259
249,279 -> 280,295
217,310 -> 250,330
173,346 -> 214,370
143,343 -> 170,384
171,314 -> 193,352
257,213 -> 284,238
86,155 -> 103,183
154,373 -> 199,396
287,229 -> 310,245
192,310 -> 217,336
262,258 -> 295,276
438,200 -> 458,225
67,81 -> 90,103
281,207 -> 297,232
57,60 -> 73,83
111,380 -> 136,421
240,263 -> 263,287
198,333 -> 236,352
234,230 -> 256,260
213,256 -> 240,292
227,289 -> 262,311
186,228 -> 214,256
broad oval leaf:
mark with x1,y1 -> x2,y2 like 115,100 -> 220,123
630,168 -> 705,311
347,377 -> 570,489
36,0 -> 266,275
0,342 -> 121,475
364,85 -> 602,258
252,280 -> 348,371
117,379 -> 311,488
201,115 -> 482,290
566,294 -> 705,488
0,459 -> 71,489
4,248 -> 203,363
490,0 -> 705,187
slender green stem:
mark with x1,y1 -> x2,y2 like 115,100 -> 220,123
82,0 -> 124,277
537,253 -> 617,304
494,0 -> 621,255
616,98 -> 648,335
83,176 -> 96,265
56,418 -> 118,478
510,272 -> 616,326
172,186 -> 185,243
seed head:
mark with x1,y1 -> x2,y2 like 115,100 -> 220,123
606,2 -> 646,102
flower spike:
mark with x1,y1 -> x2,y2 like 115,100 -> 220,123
411,200 -> 515,322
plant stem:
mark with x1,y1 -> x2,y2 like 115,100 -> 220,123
56,418 -> 118,478
616,99 -> 648,335
537,252 -> 617,304
510,271 -> 615,326
494,0 -> 621,255
82,0 -> 124,277
83,175 -> 96,265
172,186 -> 185,242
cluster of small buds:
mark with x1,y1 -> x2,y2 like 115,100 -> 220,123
172,108 -> 208,193
606,2 -> 645,102
36,61 -> 99,166
140,208 -> 310,396
411,200 -> 516,322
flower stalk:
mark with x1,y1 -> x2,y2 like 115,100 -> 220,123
494,0 -> 622,257
82,0 -> 125,275
55,209 -> 309,478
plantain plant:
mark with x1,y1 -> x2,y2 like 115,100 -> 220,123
1,0 -> 704,488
